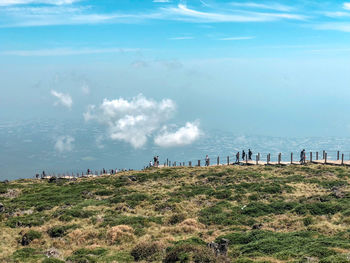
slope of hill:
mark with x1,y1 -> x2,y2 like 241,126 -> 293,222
1,164 -> 350,262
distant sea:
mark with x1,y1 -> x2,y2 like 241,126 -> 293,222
1,119 -> 349,181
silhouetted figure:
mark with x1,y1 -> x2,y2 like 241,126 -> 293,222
242,150 -> 246,161
248,149 -> 252,160
205,155 -> 209,166
35,174 -> 39,179
236,152 -> 240,163
87,169 -> 90,175
300,149 -> 306,164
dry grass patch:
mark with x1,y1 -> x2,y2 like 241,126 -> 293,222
107,225 -> 135,245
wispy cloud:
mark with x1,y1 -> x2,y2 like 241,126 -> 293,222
54,135 -> 74,153
163,4 -> 306,23
230,2 -> 293,12
344,2 -> 350,10
218,36 -> 255,40
0,47 -> 140,56
0,2 -> 307,28
168,36 -> 194,40
313,22 -> 350,32
51,90 -> 73,108
0,0 -> 80,6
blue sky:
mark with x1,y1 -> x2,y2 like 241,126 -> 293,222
1,0 -> 350,140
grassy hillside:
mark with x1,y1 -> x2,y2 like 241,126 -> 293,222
1,164 -> 350,262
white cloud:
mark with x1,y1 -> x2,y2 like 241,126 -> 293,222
314,22 -> 350,32
54,135 -> 74,153
84,94 -> 176,148
344,2 -> 350,10
81,83 -> 90,95
51,90 -> 73,108
168,36 -> 194,40
0,47 -> 140,56
219,36 -> 255,40
164,4 -> 306,23
230,2 -> 293,12
0,0 -> 79,6
154,122 -> 201,147
0,2 -> 307,28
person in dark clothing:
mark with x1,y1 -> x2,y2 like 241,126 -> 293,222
236,152 -> 240,163
300,149 -> 306,164
248,149 -> 252,160
242,150 -> 246,161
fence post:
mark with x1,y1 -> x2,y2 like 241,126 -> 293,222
198,160 -> 201,167
166,158 -> 169,166
267,154 -> 270,165
256,155 -> 258,165
278,153 -> 281,164
342,154 -> 344,165
246,154 -> 248,164
217,156 -> 220,165
258,153 -> 260,161
291,153 -> 293,164
227,156 -> 230,165
323,150 -> 325,160
337,151 -> 340,160
189,161 -> 192,167
310,152 -> 312,163
324,153 -> 327,164
174,161 -> 176,166
316,152 -> 318,160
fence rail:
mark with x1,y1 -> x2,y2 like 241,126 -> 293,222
162,150 -> 350,168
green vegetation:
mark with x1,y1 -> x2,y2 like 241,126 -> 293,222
1,164 -> 350,262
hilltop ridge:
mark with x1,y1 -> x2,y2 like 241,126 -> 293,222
1,164 -> 350,262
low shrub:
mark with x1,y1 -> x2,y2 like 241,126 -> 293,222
168,213 -> 186,225
164,244 -> 217,263
131,241 -> 164,261
6,213 -> 48,228
47,225 -> 77,238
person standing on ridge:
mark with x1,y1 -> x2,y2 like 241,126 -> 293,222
300,149 -> 306,164
236,152 -> 240,163
248,149 -> 252,160
205,155 -> 209,166
242,150 -> 246,161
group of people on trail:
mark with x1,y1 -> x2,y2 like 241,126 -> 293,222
236,149 -> 253,163
149,156 -> 160,168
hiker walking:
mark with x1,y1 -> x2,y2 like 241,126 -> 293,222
205,155 -> 209,166
248,149 -> 252,160
236,152 -> 240,163
242,150 -> 246,161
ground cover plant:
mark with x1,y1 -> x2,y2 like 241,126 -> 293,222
1,164 -> 350,262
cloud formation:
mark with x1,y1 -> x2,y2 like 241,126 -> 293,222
154,122 -> 201,147
1,47 -> 140,56
0,2 -> 307,28
0,0 -> 79,5
84,94 -> 176,148
84,94 -> 201,148
51,90 -> 73,108
54,135 -> 74,152
344,2 -> 350,10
